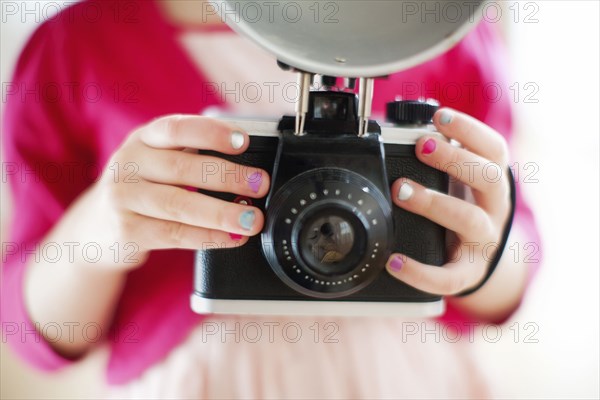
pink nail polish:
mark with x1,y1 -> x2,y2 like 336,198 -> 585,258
389,256 -> 404,272
421,139 -> 436,155
229,233 -> 242,241
248,171 -> 262,193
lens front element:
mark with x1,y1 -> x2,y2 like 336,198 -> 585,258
299,209 -> 366,277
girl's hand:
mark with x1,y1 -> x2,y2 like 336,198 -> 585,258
386,108 -> 511,295
82,115 -> 270,270
24,114 -> 270,356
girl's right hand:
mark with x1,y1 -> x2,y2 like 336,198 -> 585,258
84,115 -> 270,270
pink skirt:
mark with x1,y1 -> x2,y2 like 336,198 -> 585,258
109,315 -> 490,399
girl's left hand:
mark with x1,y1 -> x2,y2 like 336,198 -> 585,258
386,108 -> 512,295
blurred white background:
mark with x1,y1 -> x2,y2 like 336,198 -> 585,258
1,1 -> 599,399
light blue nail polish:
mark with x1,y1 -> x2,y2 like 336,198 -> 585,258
239,210 -> 255,230
439,110 -> 453,125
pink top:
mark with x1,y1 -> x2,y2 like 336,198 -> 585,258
1,0 -> 541,385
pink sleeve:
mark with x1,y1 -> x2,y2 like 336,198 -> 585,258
1,20 -> 97,370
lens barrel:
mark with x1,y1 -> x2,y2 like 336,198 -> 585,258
261,168 -> 393,298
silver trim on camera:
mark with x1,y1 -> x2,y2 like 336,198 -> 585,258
218,117 -> 446,145
191,296 -> 445,317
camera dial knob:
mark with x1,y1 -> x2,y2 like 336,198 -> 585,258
386,100 -> 439,125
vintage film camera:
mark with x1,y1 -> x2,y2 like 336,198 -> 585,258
192,1 -> 484,316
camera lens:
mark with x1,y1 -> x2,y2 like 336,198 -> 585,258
261,168 -> 393,298
298,209 -> 366,276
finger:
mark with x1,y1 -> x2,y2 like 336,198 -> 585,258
137,115 -> 249,153
127,212 -> 250,250
385,253 -> 485,296
391,178 -> 492,240
415,135 -> 506,197
433,108 -> 509,166
122,181 -> 264,236
139,150 -> 270,198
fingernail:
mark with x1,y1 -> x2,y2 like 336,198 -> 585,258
388,256 -> 404,272
439,110 -> 453,125
421,138 -> 436,155
231,131 -> 245,150
229,233 -> 243,241
248,171 -> 262,193
398,182 -> 414,201
239,210 -> 255,230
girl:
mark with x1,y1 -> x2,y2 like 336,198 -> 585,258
2,1 -> 540,398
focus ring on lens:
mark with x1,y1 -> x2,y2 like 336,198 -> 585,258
261,168 -> 393,298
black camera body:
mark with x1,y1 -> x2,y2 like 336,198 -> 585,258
192,90 -> 449,316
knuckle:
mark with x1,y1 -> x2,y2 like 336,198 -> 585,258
173,153 -> 193,179
480,215 -> 496,239
461,120 -> 476,141
489,135 -> 510,165
114,214 -> 137,242
103,178 -> 128,207
448,147 -> 461,166
444,273 -> 466,295
497,195 -> 512,223
213,205 -> 228,230
165,115 -> 184,144
167,222 -> 185,247
464,211 -> 489,236
204,228 -> 219,245
480,163 -> 501,186
163,189 -> 184,220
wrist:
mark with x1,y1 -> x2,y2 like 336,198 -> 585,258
46,184 -> 149,273
446,224 -> 530,323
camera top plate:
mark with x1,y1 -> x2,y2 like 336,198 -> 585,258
221,0 -> 485,77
